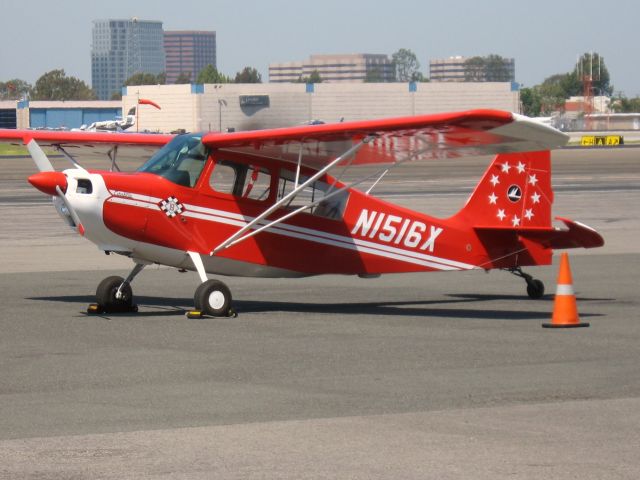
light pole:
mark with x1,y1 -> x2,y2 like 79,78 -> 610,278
218,99 -> 227,131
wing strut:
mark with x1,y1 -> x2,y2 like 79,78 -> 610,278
211,138 -> 370,255
55,145 -> 87,172
107,145 -> 121,172
211,134 -> 437,255
365,169 -> 389,195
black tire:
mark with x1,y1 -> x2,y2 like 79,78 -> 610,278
96,275 -> 133,311
193,282 -> 207,311
195,279 -> 232,317
526,279 -> 545,299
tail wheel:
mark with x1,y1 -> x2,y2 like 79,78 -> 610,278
96,275 -> 133,312
526,279 -> 545,299
195,279 -> 232,317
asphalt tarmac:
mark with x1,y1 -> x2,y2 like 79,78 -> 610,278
0,147 -> 639,479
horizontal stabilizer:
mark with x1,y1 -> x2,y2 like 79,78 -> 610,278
475,217 -> 604,250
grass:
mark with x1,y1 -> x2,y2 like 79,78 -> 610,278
0,143 -> 59,156
0,143 -> 29,156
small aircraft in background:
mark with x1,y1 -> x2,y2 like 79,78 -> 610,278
0,110 -> 603,317
73,99 -> 161,133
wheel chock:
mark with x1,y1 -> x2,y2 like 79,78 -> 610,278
87,303 -> 104,314
186,310 -> 204,320
87,303 -> 138,315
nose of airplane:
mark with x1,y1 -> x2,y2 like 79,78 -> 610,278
28,171 -> 68,196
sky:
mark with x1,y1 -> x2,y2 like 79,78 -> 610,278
1,0 -> 638,96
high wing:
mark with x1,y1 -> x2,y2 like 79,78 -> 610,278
204,109 -> 569,169
0,129 -> 174,163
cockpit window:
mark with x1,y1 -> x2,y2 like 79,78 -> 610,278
138,133 -> 207,187
209,160 -> 272,201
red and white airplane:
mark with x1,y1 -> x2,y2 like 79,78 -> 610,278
0,110 -> 603,317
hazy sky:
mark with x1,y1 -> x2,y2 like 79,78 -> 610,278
1,0 -> 638,96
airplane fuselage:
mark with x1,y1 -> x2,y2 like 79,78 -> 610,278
60,149 -> 544,279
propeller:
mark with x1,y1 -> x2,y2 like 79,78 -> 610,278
26,138 -> 83,232
26,139 -> 54,172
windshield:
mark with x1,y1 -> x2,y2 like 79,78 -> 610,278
138,133 -> 207,187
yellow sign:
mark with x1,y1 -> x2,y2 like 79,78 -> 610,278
580,135 -> 624,146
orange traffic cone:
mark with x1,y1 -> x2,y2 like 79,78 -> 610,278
542,253 -> 589,328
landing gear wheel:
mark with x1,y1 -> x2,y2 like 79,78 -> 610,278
526,279 -> 545,299
95,275 -> 135,313
194,279 -> 232,317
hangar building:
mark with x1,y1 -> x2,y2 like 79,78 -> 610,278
122,81 -> 521,133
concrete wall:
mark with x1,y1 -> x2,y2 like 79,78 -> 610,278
123,82 -> 521,133
123,84 -> 196,132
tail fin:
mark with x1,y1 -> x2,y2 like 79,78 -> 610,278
455,151 -> 553,228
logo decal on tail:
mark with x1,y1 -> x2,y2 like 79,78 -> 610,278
507,185 -> 522,202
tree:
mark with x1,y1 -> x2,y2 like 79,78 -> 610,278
234,67 -> 262,83
464,55 -> 513,82
0,79 -> 31,100
610,94 -> 640,113
124,72 -> 165,86
297,70 -> 323,84
536,76 -> 568,115
573,52 -> 612,96
412,72 -> 429,82
364,68 -> 384,83
30,69 -> 96,100
196,65 -> 230,84
520,87 -> 542,117
392,48 -> 421,82
174,72 -> 192,84
484,54 -> 513,82
464,56 -> 486,82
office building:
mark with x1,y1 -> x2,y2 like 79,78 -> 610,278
269,54 -> 394,83
164,31 -> 217,84
430,56 -> 515,82
91,18 -> 165,100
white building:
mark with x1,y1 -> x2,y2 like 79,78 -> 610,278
269,54 -> 395,83
122,82 -> 521,133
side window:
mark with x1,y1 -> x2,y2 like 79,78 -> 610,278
241,166 -> 271,201
277,169 -> 349,220
209,160 -> 272,201
210,161 -> 237,194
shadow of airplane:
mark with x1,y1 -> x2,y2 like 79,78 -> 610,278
27,293 -> 607,321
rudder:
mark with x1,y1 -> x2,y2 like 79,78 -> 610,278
455,151 -> 553,229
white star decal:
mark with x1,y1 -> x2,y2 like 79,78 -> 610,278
512,215 -> 521,227
497,209 -> 506,221
524,209 -> 534,220
488,192 -> 497,204
528,174 -> 538,186
501,162 -> 511,173
531,192 -> 541,204
490,174 -> 500,187
516,161 -> 526,173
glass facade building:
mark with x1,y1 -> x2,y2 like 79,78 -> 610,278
92,19 -> 165,100
164,31 -> 217,84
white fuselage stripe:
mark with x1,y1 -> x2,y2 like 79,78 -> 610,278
183,210 -> 459,270
105,192 -> 476,271
108,197 -> 162,211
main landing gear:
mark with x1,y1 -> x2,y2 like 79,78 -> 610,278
190,279 -> 236,318
87,260 -> 237,318
508,267 -> 545,299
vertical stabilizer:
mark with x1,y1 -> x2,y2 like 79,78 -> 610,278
455,151 -> 553,229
